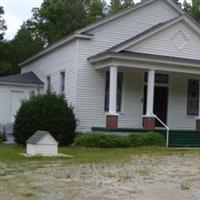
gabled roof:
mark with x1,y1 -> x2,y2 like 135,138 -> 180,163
26,130 -> 56,144
20,0 -> 185,67
88,14 -> 200,62
0,71 -> 44,86
76,0 -> 185,34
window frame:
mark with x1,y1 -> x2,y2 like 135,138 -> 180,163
60,71 -> 65,96
187,79 -> 199,116
46,75 -> 51,92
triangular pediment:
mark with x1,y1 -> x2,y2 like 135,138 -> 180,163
109,15 -> 200,60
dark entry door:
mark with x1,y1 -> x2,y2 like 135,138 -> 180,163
143,86 -> 168,127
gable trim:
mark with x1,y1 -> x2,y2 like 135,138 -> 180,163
76,0 -> 184,34
89,14 -> 200,58
115,15 -> 200,52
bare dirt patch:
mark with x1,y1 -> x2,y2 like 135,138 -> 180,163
1,151 -> 200,199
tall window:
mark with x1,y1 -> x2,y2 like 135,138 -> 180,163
104,71 -> 123,112
187,79 -> 199,116
46,76 -> 51,92
60,71 -> 65,96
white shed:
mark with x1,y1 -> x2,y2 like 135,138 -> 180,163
0,72 -> 44,125
26,131 -> 58,156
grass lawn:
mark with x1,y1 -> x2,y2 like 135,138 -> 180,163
1,144 -> 200,200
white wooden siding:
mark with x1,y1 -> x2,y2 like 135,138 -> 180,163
75,0 -> 179,131
167,73 -> 200,130
118,69 -> 144,128
127,21 -> 200,60
27,144 -> 58,156
22,41 -> 78,109
85,0 -> 178,52
21,0 -> 199,131
0,85 -> 39,124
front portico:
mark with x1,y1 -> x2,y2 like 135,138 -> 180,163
88,14 -> 200,132
88,51 -> 200,132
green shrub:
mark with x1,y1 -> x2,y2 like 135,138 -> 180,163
14,92 -> 76,146
129,132 -> 165,147
75,133 -> 130,148
75,132 -> 165,148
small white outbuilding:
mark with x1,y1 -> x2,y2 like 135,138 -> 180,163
26,130 -> 58,156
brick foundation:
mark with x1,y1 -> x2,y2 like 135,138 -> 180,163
106,115 -> 118,129
196,119 -> 200,132
143,117 -> 155,130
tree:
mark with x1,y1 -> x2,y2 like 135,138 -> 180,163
109,0 -> 134,14
0,0 -> 137,76
0,39 -> 15,76
14,92 -> 77,146
9,22 -> 44,73
183,0 -> 200,23
29,0 -> 107,44
0,6 -> 7,41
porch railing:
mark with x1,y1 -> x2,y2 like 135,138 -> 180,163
151,113 -> 170,147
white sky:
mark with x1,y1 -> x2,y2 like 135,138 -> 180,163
0,0 -> 191,40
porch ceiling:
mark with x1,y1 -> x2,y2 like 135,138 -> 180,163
88,51 -> 200,75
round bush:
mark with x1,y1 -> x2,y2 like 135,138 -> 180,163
14,92 -> 76,146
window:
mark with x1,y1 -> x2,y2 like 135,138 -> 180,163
46,76 -> 51,91
60,71 -> 65,96
187,79 -> 199,116
104,71 -> 123,112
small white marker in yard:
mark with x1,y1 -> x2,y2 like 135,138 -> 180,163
26,130 -> 58,156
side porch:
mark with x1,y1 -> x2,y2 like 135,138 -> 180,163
88,51 -> 200,132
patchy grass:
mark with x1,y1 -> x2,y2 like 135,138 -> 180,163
0,143 -> 195,164
1,144 -> 200,200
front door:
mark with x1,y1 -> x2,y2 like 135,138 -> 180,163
143,86 -> 168,127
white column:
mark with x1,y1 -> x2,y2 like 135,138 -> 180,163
109,66 -> 118,115
146,70 -> 155,116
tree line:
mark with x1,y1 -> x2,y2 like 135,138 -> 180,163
0,0 -> 199,76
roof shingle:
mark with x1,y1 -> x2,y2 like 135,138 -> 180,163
26,131 -> 53,144
0,72 -> 44,85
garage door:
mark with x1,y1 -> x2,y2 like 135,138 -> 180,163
10,91 -> 27,123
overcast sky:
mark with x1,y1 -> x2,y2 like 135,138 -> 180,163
0,0 -> 191,40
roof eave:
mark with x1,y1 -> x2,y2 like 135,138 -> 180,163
89,52 -> 200,69
20,33 -> 93,67
0,81 -> 44,87
76,0 -> 185,35
75,0 -> 155,34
